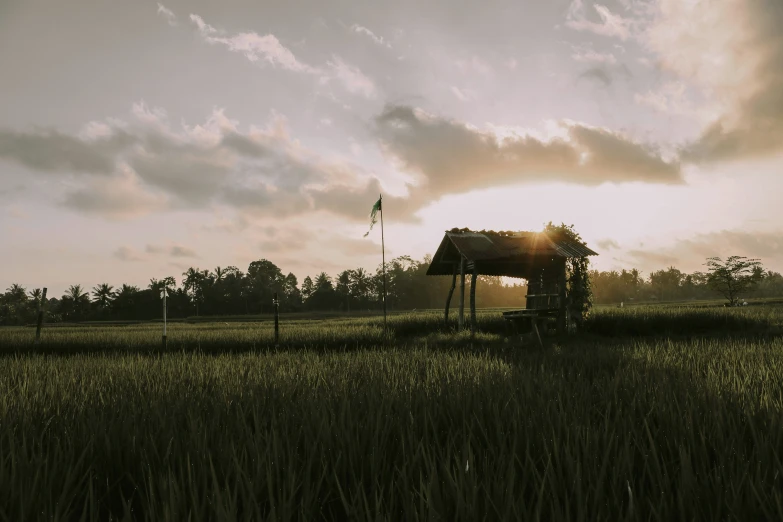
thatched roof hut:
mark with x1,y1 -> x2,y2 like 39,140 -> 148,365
426,228 -> 598,336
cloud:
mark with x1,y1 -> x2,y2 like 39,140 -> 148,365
644,0 -> 783,163
351,24 -> 391,48
187,13 -> 376,98
157,3 -> 177,26
678,230 -> 783,262
170,245 -> 198,258
578,67 -> 613,87
596,238 -> 620,250
577,64 -> 631,87
0,102 -> 378,222
565,0 -> 635,40
5,205 -> 28,219
450,86 -> 475,102
634,81 -> 689,114
0,128 -> 136,174
325,56 -> 377,98
625,249 -> 679,268
571,43 -> 617,64
190,13 -> 217,36
624,229 -> 783,273
257,226 -> 316,253
0,184 -> 25,199
454,56 -> 493,76
373,104 -> 680,204
0,92 -> 683,230
145,243 -> 199,258
190,16 -> 319,73
333,237 -> 384,257
308,176 -> 418,224
61,164 -> 168,219
113,246 -> 144,262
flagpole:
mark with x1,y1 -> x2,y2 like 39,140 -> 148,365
379,193 -> 387,332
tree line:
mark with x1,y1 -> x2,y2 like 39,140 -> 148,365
1,255 -> 780,325
590,260 -> 782,304
0,255 -> 527,325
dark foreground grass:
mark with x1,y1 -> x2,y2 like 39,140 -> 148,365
1,336 -> 783,521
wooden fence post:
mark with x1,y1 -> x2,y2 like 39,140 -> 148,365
34,287 -> 47,346
273,292 -> 279,348
458,256 -> 466,330
162,289 -> 167,350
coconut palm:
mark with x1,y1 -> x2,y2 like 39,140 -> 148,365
111,284 -> 140,317
336,270 -> 352,311
148,277 -> 176,295
28,288 -> 43,303
182,267 -> 208,315
65,284 -> 89,303
61,284 -> 90,321
212,266 -> 225,282
350,268 -> 370,303
314,272 -> 332,291
116,284 -> 140,297
91,283 -> 116,309
5,284 -> 27,303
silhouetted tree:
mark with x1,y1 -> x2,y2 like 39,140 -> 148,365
705,256 -> 763,305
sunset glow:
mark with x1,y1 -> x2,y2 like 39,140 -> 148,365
1,0 -> 782,295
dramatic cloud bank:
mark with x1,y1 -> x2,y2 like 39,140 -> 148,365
0,102 -> 381,221
645,0 -> 783,162
373,104 -> 681,204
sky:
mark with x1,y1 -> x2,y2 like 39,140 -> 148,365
1,0 -> 782,297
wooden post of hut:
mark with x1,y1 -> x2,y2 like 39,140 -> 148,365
444,263 -> 457,327
557,258 -> 567,335
458,255 -> 466,329
469,263 -> 477,336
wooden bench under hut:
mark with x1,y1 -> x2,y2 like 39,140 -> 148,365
425,228 -> 598,345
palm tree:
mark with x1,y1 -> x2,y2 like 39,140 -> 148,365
350,268 -> 370,304
112,284 -> 140,318
28,288 -> 42,303
116,284 -> 140,297
66,284 -> 89,303
91,283 -> 115,309
315,272 -> 333,291
61,284 -> 90,321
212,266 -> 225,282
336,270 -> 352,311
182,267 -> 208,316
148,277 -> 176,295
5,284 -> 27,303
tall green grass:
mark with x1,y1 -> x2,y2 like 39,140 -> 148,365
1,305 -> 782,519
2,306 -> 780,354
1,337 -> 782,521
584,305 -> 782,337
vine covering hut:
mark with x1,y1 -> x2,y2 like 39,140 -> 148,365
425,228 -> 598,337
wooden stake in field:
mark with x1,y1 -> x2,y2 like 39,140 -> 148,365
161,286 -> 168,350
273,291 -> 279,348
34,287 -> 47,346
363,193 -> 387,333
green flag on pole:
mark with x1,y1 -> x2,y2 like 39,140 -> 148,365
363,197 -> 382,237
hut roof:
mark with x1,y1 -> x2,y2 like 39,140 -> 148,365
426,228 -> 598,278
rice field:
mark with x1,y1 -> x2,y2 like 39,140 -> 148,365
1,304 -> 782,521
